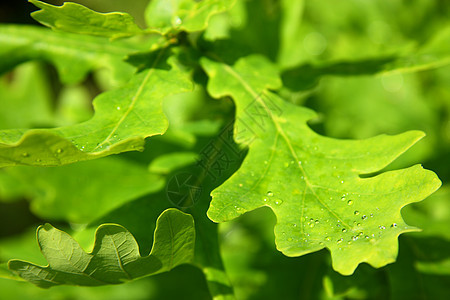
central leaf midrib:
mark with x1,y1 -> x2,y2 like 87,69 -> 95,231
94,48 -> 166,151
105,231 -> 133,280
222,62 -> 351,229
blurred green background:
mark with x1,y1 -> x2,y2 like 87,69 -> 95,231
0,0 -> 449,299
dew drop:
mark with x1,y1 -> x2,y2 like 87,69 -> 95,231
359,232 -> 364,236
293,223 -> 297,227
354,210 -> 360,215
56,148 -> 63,154
315,219 -> 319,224
267,191 -> 274,197
263,198 -> 267,202
337,238 -> 343,244
347,241 -> 352,245
341,195 -> 346,201
325,236 -> 331,241
357,223 -> 361,227
347,200 -> 353,205
275,199 -> 283,205
378,225 -> 386,230
370,213 -> 374,217
36,159 -> 41,163
309,223 -> 315,228
116,106 -> 121,110
174,16 -> 182,25
340,180 -> 344,184
21,152 -> 29,157
342,228 -> 347,233
239,183 -> 243,187
390,223 -> 397,228
352,236 -> 358,241
362,215 -> 367,220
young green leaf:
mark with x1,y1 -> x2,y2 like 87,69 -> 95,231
8,208 -> 195,288
200,55 -> 442,275
0,50 -> 192,168
145,0 -> 236,34
29,0 -> 143,38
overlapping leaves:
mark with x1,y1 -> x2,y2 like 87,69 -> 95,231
0,25 -> 141,84
0,49 -> 192,167
201,55 -> 442,275
8,209 -> 195,288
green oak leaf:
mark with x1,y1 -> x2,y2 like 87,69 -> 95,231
0,49 -> 192,168
200,55 -> 442,275
145,0 -> 236,34
0,25 -> 149,84
8,208 -> 195,288
29,0 -> 143,38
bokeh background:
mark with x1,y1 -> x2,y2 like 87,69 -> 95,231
0,0 -> 449,299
